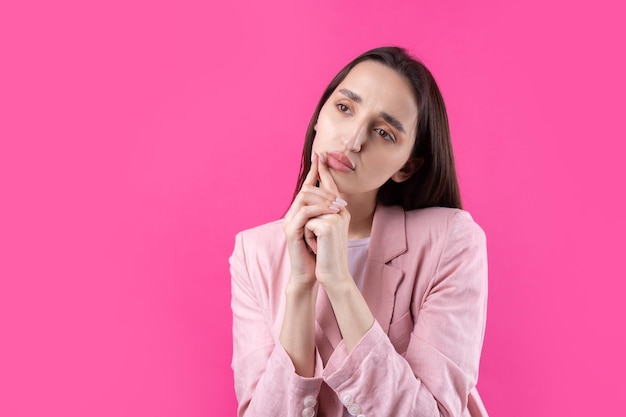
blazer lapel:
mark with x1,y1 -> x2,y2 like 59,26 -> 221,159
315,205 -> 407,362
362,205 -> 407,334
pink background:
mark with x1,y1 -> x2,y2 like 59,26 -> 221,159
1,1 -> 625,415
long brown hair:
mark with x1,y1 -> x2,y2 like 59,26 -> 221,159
292,46 -> 462,210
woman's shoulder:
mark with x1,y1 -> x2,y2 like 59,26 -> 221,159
404,206 -> 476,222
233,218 -> 287,255
236,218 -> 285,240
403,206 -> 486,241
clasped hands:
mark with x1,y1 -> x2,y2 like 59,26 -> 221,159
283,153 -> 352,288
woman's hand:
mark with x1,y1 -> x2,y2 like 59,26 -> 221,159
304,155 -> 352,287
283,153 -> 346,286
305,155 -> 375,352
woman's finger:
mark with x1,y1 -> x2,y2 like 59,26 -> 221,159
304,227 -> 317,254
318,153 -> 340,195
285,186 -> 339,221
298,184 -> 336,201
286,204 -> 341,236
303,152 -> 320,186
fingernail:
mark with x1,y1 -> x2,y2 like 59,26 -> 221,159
329,204 -> 341,212
334,197 -> 347,207
311,152 -> 316,163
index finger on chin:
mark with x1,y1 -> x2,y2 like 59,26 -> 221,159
303,152 -> 320,186
318,154 -> 339,194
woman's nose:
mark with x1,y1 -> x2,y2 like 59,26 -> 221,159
341,124 -> 366,152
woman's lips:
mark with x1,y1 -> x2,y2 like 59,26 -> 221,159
325,152 -> 355,173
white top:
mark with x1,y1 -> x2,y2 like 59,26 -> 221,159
347,237 -> 370,292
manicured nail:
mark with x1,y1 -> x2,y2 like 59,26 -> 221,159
329,204 -> 341,212
334,197 -> 347,207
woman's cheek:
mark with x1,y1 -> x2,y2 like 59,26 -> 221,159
314,118 -> 339,146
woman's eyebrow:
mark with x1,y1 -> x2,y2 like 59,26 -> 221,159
338,88 -> 362,103
380,111 -> 406,134
338,88 -> 406,134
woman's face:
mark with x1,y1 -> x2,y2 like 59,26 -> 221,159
312,60 -> 418,199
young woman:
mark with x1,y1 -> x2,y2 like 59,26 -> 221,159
230,46 -> 489,417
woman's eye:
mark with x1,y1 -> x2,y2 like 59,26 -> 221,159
337,103 -> 351,114
375,128 -> 395,142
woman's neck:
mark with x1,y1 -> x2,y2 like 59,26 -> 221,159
342,192 -> 377,240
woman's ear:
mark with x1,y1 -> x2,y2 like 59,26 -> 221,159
391,157 -> 423,183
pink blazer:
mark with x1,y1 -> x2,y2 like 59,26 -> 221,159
230,205 -> 489,417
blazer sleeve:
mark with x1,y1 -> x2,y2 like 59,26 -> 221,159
230,231 -> 324,417
321,210 -> 488,417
